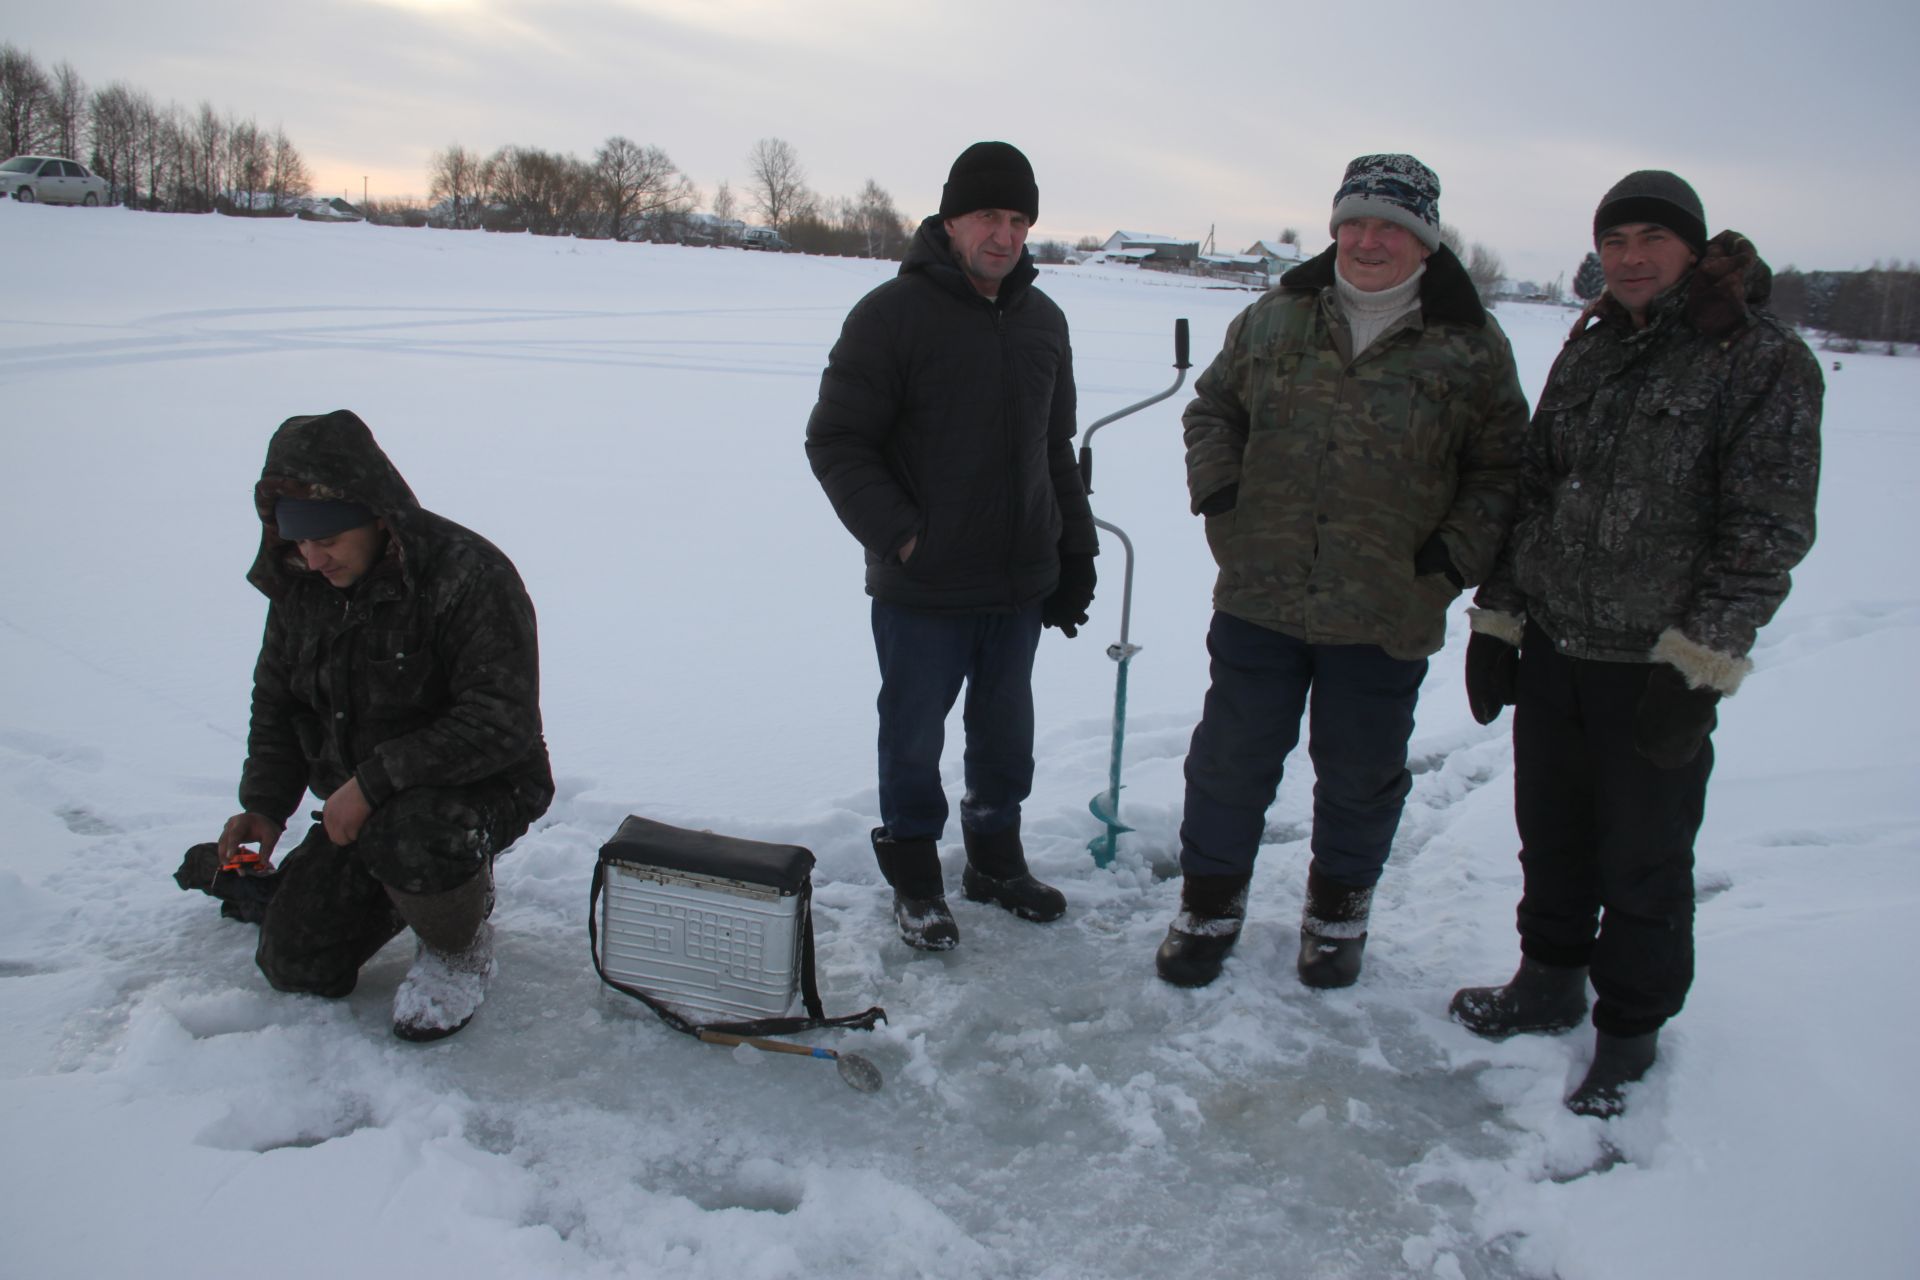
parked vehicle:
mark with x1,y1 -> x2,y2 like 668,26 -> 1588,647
1,156 -> 110,206
738,226 -> 790,251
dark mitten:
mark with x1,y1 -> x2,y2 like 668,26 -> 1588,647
1042,554 -> 1096,638
1197,484 -> 1238,517
1633,663 -> 1719,768
1414,533 -> 1465,589
1464,632 -> 1519,726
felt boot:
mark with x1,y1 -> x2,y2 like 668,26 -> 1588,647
872,828 -> 957,951
1449,956 -> 1590,1039
1154,871 -> 1252,988
960,821 -> 1065,923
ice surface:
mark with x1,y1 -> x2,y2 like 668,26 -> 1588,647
2,205 -> 1916,1279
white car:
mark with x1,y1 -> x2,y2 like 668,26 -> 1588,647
1,156 -> 110,206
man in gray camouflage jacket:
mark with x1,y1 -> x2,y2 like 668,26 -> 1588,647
1157,154 -> 1528,991
1450,171 -> 1822,1117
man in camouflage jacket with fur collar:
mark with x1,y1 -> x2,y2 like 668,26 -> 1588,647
1451,171 -> 1822,1117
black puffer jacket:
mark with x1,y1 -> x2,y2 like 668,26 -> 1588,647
239,410 -> 554,830
805,216 -> 1096,612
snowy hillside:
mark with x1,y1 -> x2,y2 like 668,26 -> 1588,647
1,205 -> 1915,1280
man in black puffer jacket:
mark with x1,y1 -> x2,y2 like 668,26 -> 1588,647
176,410 -> 553,1041
806,141 -> 1097,950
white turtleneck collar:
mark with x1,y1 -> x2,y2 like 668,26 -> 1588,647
1334,263 -> 1426,357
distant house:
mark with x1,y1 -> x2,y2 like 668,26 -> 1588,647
1099,231 -> 1200,266
1246,238 -> 1310,268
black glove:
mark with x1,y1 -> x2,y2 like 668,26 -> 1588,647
1464,632 -> 1519,726
1197,484 -> 1239,517
1042,554 -> 1096,638
1414,534 -> 1465,589
1633,663 -> 1719,768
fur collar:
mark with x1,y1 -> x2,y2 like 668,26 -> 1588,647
1280,243 -> 1488,329
1572,230 -> 1772,341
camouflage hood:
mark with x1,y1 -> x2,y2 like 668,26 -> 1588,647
247,410 -> 424,599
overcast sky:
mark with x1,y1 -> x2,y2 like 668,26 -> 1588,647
7,0 -> 1915,283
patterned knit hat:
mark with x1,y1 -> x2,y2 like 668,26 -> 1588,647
1329,154 -> 1442,251
939,141 -> 1039,225
1593,170 -> 1707,258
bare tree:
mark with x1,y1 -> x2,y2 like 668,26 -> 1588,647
746,136 -> 806,232
228,117 -> 269,208
850,178 -> 908,258
1279,227 -> 1300,245
1465,242 -> 1505,303
267,127 -> 310,209
1437,221 -> 1465,256
710,179 -> 736,224
593,135 -> 688,241
48,61 -> 87,159
428,143 -> 483,228
188,102 -> 226,212
484,145 -> 594,236
88,82 -> 147,205
0,44 -> 53,157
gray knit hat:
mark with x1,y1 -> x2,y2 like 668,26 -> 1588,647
1593,170 -> 1707,257
1329,153 -> 1442,251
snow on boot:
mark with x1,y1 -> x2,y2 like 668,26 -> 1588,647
392,922 -> 495,1043
960,821 -> 1065,923
1449,957 -> 1590,1039
1155,871 -> 1251,988
892,894 -> 959,951
1567,1030 -> 1658,1118
872,828 -> 958,951
1296,868 -> 1372,990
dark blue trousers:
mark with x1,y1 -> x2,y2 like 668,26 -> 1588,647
872,601 -> 1042,841
1180,611 -> 1427,886
1514,624 -> 1711,1036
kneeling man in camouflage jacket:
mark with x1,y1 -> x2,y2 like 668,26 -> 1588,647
1450,172 -> 1822,1116
177,410 -> 554,1041
1159,155 -> 1528,991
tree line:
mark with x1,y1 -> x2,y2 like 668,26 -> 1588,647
1,43 -> 311,212
419,134 -> 917,260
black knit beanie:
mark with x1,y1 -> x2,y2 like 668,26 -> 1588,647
939,142 -> 1038,225
1593,170 -> 1707,257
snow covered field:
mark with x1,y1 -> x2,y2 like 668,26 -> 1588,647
2,204 -> 1915,1279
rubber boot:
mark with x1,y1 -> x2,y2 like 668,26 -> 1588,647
387,870 -> 493,1042
1566,1029 -> 1659,1118
871,828 -> 958,951
1155,871 -> 1252,988
961,820 -> 1065,923
1296,867 -> 1373,989
1449,956 -> 1590,1039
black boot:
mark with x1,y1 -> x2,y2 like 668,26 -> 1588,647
871,828 -> 957,951
1567,1030 -> 1659,1118
1296,868 -> 1372,989
173,841 -> 283,925
1449,956 -> 1590,1039
960,821 -> 1065,923
1155,871 -> 1252,988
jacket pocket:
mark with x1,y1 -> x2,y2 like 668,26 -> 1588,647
361,631 -> 441,712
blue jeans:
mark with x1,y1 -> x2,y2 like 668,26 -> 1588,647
1179,611 -> 1427,886
872,601 -> 1042,840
